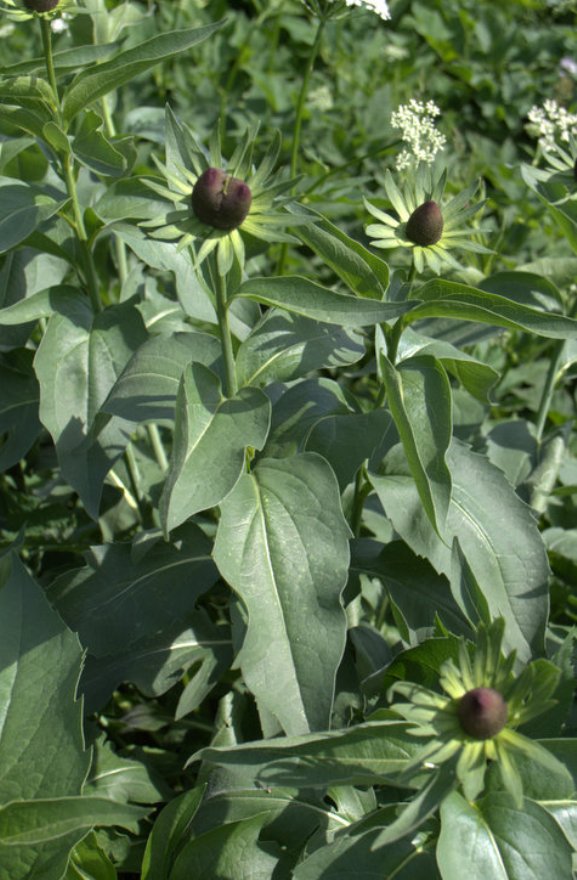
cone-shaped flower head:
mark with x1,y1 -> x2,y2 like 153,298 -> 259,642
388,619 -> 566,806
365,165 -> 487,274
24,0 -> 60,9
140,108 -> 307,276
191,168 -> 252,231
405,199 -> 444,246
457,687 -> 508,740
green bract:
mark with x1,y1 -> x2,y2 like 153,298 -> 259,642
140,109 -> 306,276
365,163 -> 488,274
389,620 -> 564,805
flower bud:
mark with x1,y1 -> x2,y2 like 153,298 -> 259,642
405,199 -> 444,246
191,168 -> 252,231
24,0 -> 60,10
457,687 -> 508,740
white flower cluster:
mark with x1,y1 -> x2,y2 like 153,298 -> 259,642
337,0 -> 391,21
390,99 -> 446,171
527,99 -> 577,152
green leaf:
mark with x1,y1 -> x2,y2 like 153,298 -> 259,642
437,791 -> 573,880
0,74 -> 55,107
396,327 -> 499,402
160,363 -> 271,532
0,355 -> 41,470
34,298 -> 147,517
47,525 -> 219,657
371,440 -> 549,661
235,276 -> 414,326
73,111 -> 128,177
407,278 -> 577,339
141,787 -> 205,880
0,797 -> 147,845
213,454 -> 351,734
305,408 -> 395,490
294,767 -> 456,879
81,610 -> 232,715
0,284 -> 78,326
0,178 -> 66,254
380,354 -> 452,534
170,814 -> 281,880
84,739 -> 170,806
236,309 -> 365,388
351,539 -> 469,637
0,554 -> 90,878
103,332 -> 222,423
62,23 -> 224,124
66,832 -> 118,880
294,209 -> 389,299
193,720 -> 417,787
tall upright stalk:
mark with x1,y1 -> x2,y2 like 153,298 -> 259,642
40,18 -> 101,313
277,13 -> 326,275
209,256 -> 237,398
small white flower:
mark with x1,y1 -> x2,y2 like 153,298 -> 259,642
560,57 -> 577,78
308,85 -> 334,112
527,99 -> 577,152
51,15 -> 69,33
390,99 -> 446,171
340,0 -> 391,20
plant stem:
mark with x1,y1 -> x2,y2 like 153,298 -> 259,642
385,317 -> 404,366
210,257 -> 237,397
41,18 -> 101,312
277,14 -> 326,275
534,340 -> 565,443
40,17 -> 59,105
350,468 -> 371,537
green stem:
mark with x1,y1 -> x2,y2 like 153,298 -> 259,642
289,17 -> 325,182
41,18 -> 101,312
534,340 -> 565,443
385,317 -> 404,366
148,423 -> 169,472
277,14 -> 326,275
210,257 -> 237,397
350,468 -> 371,537
40,17 -> 59,107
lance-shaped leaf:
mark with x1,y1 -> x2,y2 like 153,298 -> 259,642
103,332 -> 222,423
193,720 -> 417,787
0,356 -> 41,470
380,353 -> 452,534
62,23 -> 224,124
294,209 -> 389,299
160,363 -> 271,533
235,276 -> 414,327
0,554 -> 112,880
293,766 -> 457,879
47,524 -> 219,657
0,179 -> 66,254
371,440 -> 549,661
407,278 -> 577,338
437,791 -> 573,880
236,309 -> 365,388
34,297 -> 147,517
213,454 -> 351,735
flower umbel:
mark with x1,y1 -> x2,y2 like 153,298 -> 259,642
302,0 -> 391,22
365,164 -> 487,274
141,109 -> 304,276
389,620 -> 564,806
391,99 -> 446,172
527,99 -> 577,153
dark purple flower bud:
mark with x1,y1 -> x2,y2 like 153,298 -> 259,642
191,168 -> 252,231
405,199 -> 444,246
24,0 -> 60,10
457,687 -> 508,740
